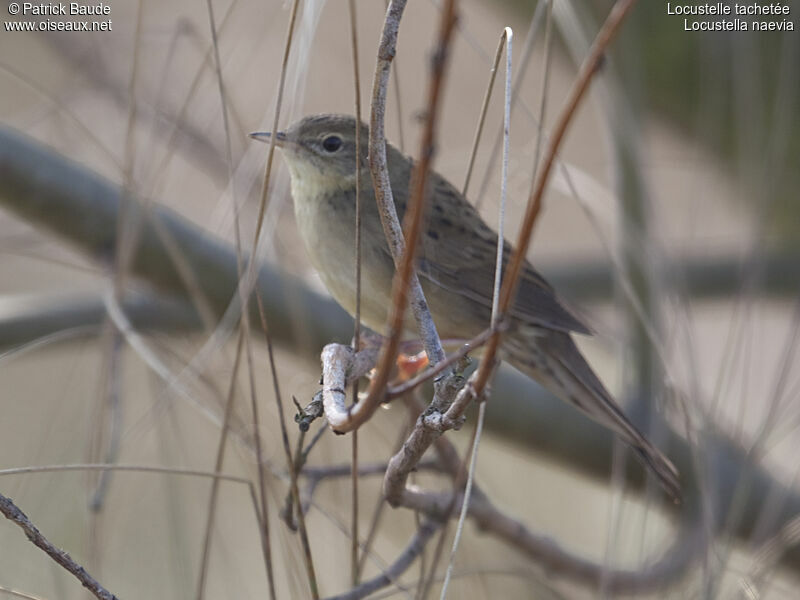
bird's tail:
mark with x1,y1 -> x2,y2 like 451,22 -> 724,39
505,329 -> 681,503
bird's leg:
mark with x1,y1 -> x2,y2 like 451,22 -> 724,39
396,350 -> 429,382
394,337 -> 471,383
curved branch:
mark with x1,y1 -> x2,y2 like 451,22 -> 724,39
324,519 -> 440,600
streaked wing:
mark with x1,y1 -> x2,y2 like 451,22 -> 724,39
416,173 -> 590,335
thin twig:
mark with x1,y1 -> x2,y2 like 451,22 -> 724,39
529,0 -> 554,195
256,291 -> 320,598
324,519 -> 441,600
360,0 -> 412,423
461,30 -> 508,197
422,486 -> 703,593
196,329 -> 245,600
0,492 -> 119,600
382,0 -> 407,152
320,0 -> 407,433
441,26 -> 513,599
302,460 -> 442,486
88,317 -> 123,511
355,416 -> 415,579
0,463 -> 265,534
280,424 -> 307,530
85,0 -> 143,574
204,0 -> 277,595
242,330 -> 276,598
351,427 -> 360,582
349,0 -> 363,584
440,403 -> 487,599
419,404 -> 483,599
0,464 -> 254,486
473,0 -> 548,209
0,585 -> 46,600
377,0 -> 453,368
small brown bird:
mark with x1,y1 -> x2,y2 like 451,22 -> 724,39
252,114 -> 680,501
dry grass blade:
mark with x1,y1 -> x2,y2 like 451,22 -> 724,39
196,329 -> 245,600
0,585 -> 47,600
461,30 -> 509,197
441,25 -> 513,600
256,290 -> 320,599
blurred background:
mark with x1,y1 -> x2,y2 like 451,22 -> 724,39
0,0 -> 799,598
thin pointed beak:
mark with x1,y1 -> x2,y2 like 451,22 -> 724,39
249,131 -> 288,146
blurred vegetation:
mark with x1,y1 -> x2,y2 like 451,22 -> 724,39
506,0 -> 800,245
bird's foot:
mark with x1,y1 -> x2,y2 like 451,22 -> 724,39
396,350 -> 430,382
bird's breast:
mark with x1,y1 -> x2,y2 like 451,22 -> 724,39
292,183 -> 398,333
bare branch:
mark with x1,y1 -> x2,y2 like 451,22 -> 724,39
319,343 -> 380,432
0,492 -> 119,600
323,519 -> 440,600
397,486 -> 704,594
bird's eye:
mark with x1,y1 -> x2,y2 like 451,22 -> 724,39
321,135 -> 342,153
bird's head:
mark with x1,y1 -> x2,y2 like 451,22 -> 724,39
251,114 -> 368,190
